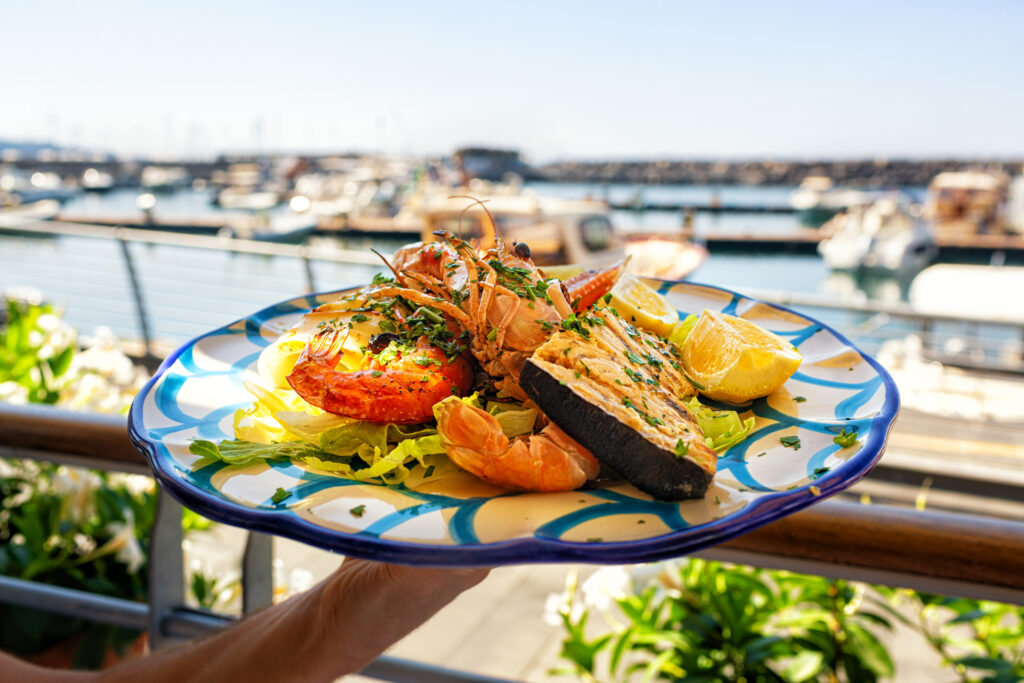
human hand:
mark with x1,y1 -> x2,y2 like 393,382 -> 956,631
314,558 -> 490,675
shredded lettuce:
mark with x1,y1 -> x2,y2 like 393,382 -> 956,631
195,388 -> 539,486
685,397 -> 756,452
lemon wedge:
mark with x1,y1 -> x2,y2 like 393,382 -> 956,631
540,264 -> 585,280
681,310 -> 802,403
608,273 -> 678,337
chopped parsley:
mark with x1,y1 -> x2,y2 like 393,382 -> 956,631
833,428 -> 859,448
349,504 -> 367,518
271,488 -> 290,504
674,439 -> 690,458
622,396 -> 664,426
780,435 -> 802,450
684,375 -> 705,391
794,396 -> 807,403
350,313 -> 369,323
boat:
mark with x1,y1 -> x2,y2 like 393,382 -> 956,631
790,176 -> 864,227
910,263 -> 1024,323
924,170 -> 1014,238
81,168 -> 115,193
141,166 -> 190,192
818,197 -> 937,274
216,186 -> 281,211
221,211 -> 318,244
0,170 -> 79,206
395,189 -> 706,279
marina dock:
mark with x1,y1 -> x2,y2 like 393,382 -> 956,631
610,201 -> 795,214
37,212 -> 1024,263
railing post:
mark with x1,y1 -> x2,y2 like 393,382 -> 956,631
148,487 -> 185,650
242,532 -> 274,614
301,249 -> 317,294
116,232 -> 155,359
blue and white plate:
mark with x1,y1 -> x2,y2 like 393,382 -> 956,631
128,282 -> 899,566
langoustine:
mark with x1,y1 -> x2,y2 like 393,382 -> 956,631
386,229 -> 623,399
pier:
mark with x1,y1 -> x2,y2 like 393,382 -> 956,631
610,201 -> 795,214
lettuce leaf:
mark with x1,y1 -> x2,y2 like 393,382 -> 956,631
685,397 -> 756,452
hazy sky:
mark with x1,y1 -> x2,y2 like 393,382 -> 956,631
4,1 -> 1021,160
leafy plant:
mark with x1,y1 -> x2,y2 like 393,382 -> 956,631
0,296 -> 76,404
872,588 -> 1024,683
551,559 -> 895,682
0,295 -> 221,669
0,461 -> 155,668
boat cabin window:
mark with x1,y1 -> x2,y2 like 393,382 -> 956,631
579,215 -> 613,251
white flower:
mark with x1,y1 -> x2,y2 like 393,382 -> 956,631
0,381 -> 29,404
50,466 -> 102,524
543,569 -> 584,626
543,590 -> 579,626
287,568 -> 314,596
581,566 -> 632,612
103,509 -> 145,574
107,473 -> 155,498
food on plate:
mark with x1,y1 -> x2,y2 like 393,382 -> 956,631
387,230 -> 623,400
288,327 -> 473,424
433,396 -> 600,492
607,273 -> 679,338
680,310 -> 803,404
520,307 -> 716,500
191,207 -> 801,502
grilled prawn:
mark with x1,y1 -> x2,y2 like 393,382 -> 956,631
433,396 -> 599,492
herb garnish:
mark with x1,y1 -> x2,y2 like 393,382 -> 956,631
833,428 -> 858,448
780,435 -> 802,450
272,488 -> 290,504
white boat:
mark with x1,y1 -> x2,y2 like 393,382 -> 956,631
396,189 -> 706,279
222,211 -> 317,244
818,197 -> 937,274
924,170 -> 1013,237
910,263 -> 1024,322
141,166 -> 190,192
217,187 -> 281,211
790,176 -> 865,227
81,168 -> 115,193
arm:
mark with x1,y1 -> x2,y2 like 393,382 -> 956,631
1,559 -> 489,683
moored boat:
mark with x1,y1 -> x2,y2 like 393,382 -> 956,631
818,197 -> 937,274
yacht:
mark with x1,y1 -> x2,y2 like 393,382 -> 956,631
818,197 -> 937,274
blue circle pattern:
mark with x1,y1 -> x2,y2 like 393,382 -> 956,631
128,282 -> 899,566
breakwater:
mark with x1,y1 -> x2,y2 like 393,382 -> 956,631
537,159 -> 1023,187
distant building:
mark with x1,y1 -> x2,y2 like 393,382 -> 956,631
453,147 -> 534,181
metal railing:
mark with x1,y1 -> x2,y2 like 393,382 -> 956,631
2,215 -> 1021,374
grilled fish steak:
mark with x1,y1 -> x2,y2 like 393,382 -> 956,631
519,307 -> 716,500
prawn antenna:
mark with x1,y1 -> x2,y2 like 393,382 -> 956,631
448,195 -> 497,250
370,249 -> 403,282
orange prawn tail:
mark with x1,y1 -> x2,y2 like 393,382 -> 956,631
287,330 -> 473,424
434,397 -> 599,492
564,260 -> 625,313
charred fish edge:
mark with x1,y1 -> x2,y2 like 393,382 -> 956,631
520,359 -> 714,501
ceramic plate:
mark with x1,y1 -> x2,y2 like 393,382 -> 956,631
128,282 -> 899,566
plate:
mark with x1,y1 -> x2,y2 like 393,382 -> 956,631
128,281 -> 899,566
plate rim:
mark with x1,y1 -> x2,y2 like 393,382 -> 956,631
128,280 -> 900,567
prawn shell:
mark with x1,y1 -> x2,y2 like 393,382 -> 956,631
287,343 -> 473,424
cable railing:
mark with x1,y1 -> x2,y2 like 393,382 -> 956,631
2,215 -> 1022,374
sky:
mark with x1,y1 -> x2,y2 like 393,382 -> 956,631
3,1 -> 1022,161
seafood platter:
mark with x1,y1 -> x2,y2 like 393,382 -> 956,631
129,210 -> 899,566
